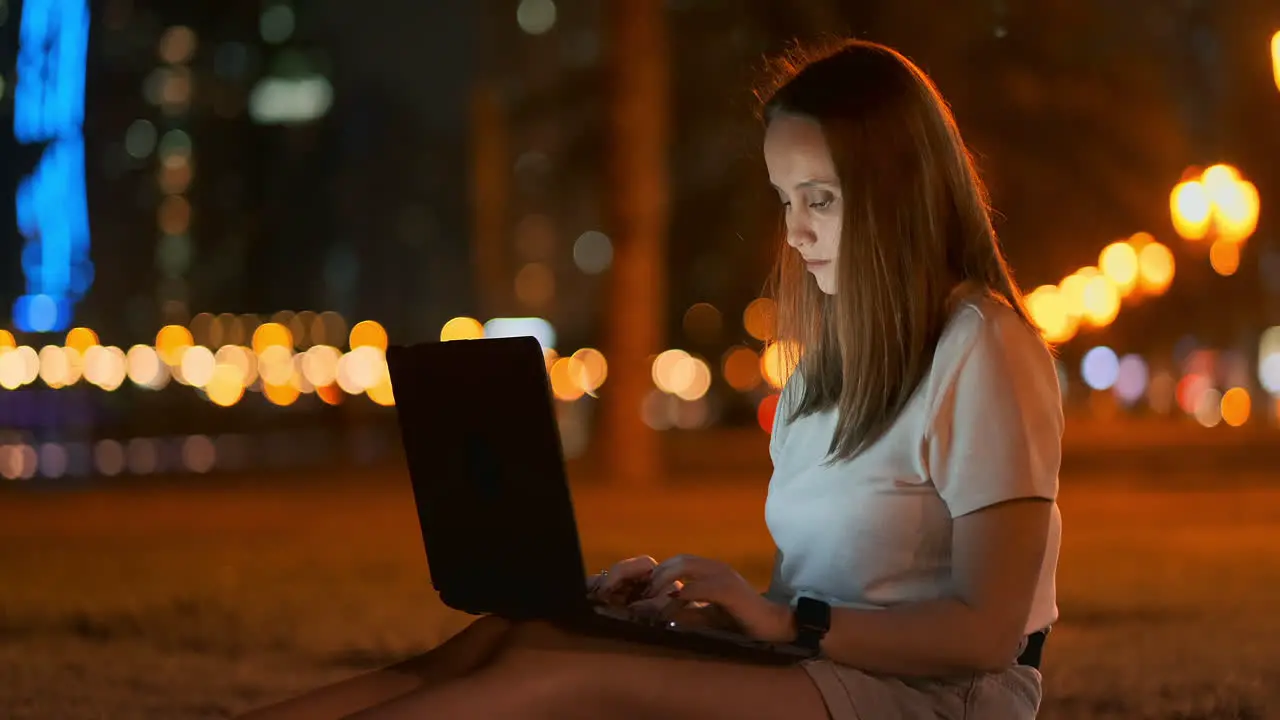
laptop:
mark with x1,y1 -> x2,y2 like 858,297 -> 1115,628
385,335 -> 812,665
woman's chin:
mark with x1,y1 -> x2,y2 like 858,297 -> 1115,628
812,276 -> 837,295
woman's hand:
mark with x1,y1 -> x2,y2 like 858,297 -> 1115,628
646,554 -> 795,642
586,555 -> 660,608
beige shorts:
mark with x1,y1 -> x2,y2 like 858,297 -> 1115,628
800,659 -> 1042,720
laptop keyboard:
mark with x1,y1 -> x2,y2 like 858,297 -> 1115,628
591,603 -> 667,628
584,603 -> 814,664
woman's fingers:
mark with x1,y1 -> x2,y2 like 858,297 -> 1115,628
626,581 -> 683,620
646,554 -> 705,596
587,555 -> 659,605
596,555 -> 657,595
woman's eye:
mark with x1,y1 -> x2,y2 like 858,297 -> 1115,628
810,199 -> 832,209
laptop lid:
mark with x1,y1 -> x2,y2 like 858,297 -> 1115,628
385,336 -> 591,620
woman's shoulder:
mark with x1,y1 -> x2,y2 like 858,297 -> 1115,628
925,289 -> 1058,416
938,290 -> 1050,366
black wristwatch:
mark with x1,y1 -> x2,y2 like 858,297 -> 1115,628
793,596 -> 831,652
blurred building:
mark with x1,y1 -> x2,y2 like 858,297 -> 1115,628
3,0 -> 481,346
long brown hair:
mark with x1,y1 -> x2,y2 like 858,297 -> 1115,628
758,39 -> 1034,462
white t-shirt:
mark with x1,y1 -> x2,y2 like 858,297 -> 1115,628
764,294 -> 1062,635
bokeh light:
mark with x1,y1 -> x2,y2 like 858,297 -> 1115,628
1098,241 -> 1138,295
1272,30 -> 1280,93
39,346 -> 80,389
683,303 -> 723,344
0,444 -> 38,480
366,378 -> 395,406
516,0 -> 557,35
158,195 -> 191,234
673,356 -> 712,402
206,364 -> 246,407
722,346 -> 763,392
440,317 -> 484,342
760,341 -> 797,389
550,356 -> 588,401
1113,354 -> 1148,405
155,325 -> 194,366
1172,165 -> 1260,246
515,262 -> 556,307
1209,240 -> 1240,276
641,390 -> 675,431
182,435 -> 217,473
652,349 -> 691,394
190,313 -> 215,346
743,298 -> 777,341
316,383 -> 344,406
127,438 -> 159,475
1148,370 -> 1177,415
180,345 -> 216,387
159,25 -> 197,64
83,345 -> 127,391
1170,180 -> 1212,240
257,345 -> 294,386
94,440 -> 126,477
343,346 -> 389,391
1220,387 -> 1251,427
349,320 -> 388,351
1025,285 -> 1077,343
259,4 -> 295,44
1058,271 -> 1089,318
757,393 -> 781,433
264,382 -> 300,406
1193,388 -> 1223,427
573,231 -> 613,274
1273,30 -> 1280,93
64,326 -> 99,353
1203,164 -> 1259,243
1080,275 -> 1121,327
39,443 -> 68,479
127,345 -> 168,389
301,345 -> 341,387
571,348 -> 608,393
215,345 -> 258,386
1137,242 -> 1175,295
1258,326 -> 1280,395
252,322 -> 293,355
1081,346 -> 1120,391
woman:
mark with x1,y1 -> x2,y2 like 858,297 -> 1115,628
246,38 -> 1061,719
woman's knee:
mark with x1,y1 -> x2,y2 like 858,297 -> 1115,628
392,614 -> 515,677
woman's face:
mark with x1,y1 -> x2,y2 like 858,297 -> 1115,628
764,113 -> 843,295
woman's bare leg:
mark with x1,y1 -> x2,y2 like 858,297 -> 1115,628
239,615 -> 514,720
345,621 -> 828,720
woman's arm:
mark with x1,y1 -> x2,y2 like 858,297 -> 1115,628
761,498 -> 1051,676
761,549 -> 788,603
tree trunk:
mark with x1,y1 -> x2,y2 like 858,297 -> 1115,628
600,1 -> 669,486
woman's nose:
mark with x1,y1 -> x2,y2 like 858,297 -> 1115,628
785,216 -> 815,248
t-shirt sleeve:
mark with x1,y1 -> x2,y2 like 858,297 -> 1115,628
926,308 -> 1063,518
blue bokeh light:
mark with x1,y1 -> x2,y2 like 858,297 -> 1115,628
12,0 -> 92,333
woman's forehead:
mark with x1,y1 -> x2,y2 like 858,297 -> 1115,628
764,116 -> 837,184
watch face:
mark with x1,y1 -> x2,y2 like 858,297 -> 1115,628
796,597 -> 831,632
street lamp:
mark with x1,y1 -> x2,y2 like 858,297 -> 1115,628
1169,164 -> 1260,276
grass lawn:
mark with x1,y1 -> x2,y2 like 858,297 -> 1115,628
1,468 -> 1278,719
